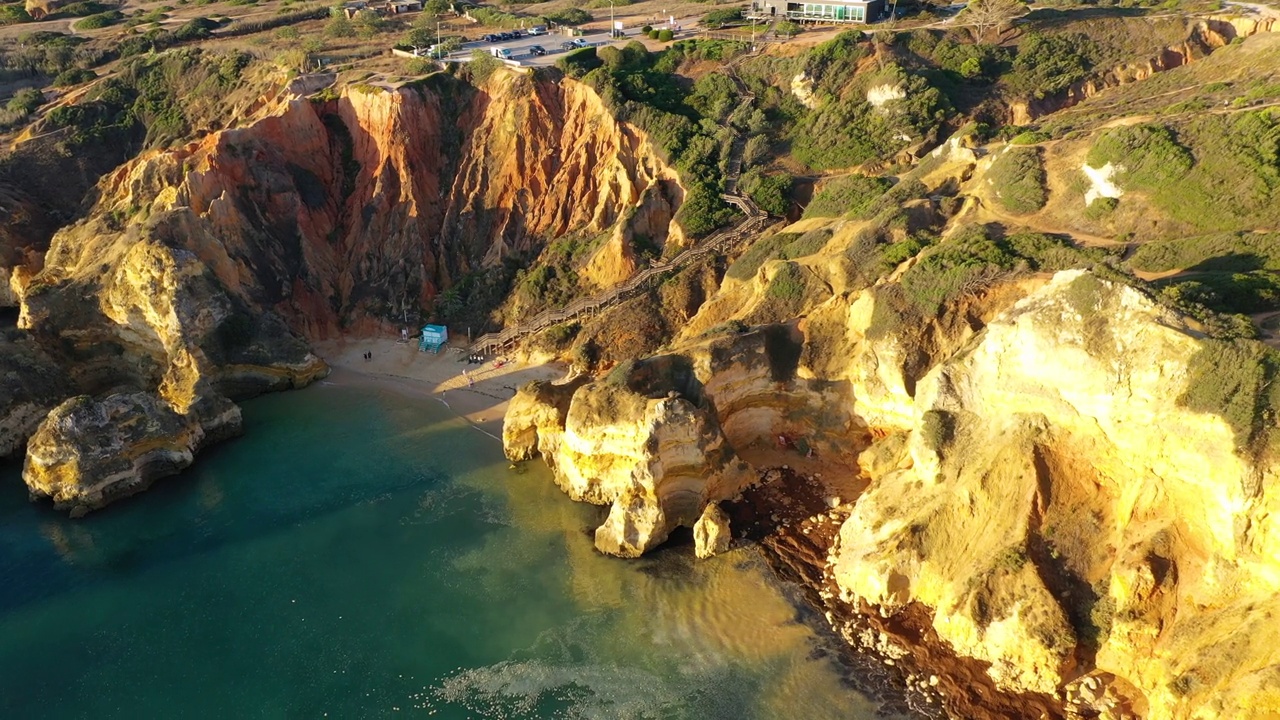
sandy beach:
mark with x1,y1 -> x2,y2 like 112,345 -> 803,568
312,337 -> 567,440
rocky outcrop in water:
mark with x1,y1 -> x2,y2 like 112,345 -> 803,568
694,503 -> 732,559
505,324 -> 865,556
24,392 -> 242,516
506,355 -> 751,557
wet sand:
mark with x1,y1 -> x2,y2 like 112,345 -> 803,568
313,337 -> 567,440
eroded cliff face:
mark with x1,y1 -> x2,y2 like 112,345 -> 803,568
10,70 -> 683,512
521,268 -> 1280,718
831,271 -> 1280,719
33,73 -> 683,340
505,325 -> 865,555
1012,16 -> 1277,124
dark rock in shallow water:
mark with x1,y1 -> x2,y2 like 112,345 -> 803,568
22,391 -> 243,516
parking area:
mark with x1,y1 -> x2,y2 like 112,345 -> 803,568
436,26 -> 688,67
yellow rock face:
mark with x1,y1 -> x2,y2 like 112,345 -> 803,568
532,261 -> 1280,716
505,325 -> 859,556
830,271 -> 1280,717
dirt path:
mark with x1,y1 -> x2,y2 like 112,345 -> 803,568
966,196 -> 1126,249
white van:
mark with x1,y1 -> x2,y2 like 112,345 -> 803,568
528,25 -> 547,35
490,47 -> 513,59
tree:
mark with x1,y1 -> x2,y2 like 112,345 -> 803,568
960,0 -> 1027,42
406,26 -> 434,48
775,20 -> 800,39
324,15 -> 354,37
353,9 -> 386,38
424,0 -> 450,14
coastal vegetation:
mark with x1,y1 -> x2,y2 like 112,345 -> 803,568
5,5 -> 1280,718
987,145 -> 1047,214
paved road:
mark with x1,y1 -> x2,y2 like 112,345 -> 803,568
440,26 -> 697,67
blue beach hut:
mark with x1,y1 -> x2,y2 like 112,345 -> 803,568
420,324 -> 448,353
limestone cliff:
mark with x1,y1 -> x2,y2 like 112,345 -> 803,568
35,73 -> 682,340
24,391 -> 243,517
830,271 -> 1280,718
519,267 -> 1280,718
9,69 -> 682,512
0,331 -> 70,458
506,354 -> 751,557
505,325 -> 864,555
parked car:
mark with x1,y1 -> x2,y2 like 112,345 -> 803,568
560,40 -> 577,51
510,29 -> 525,38
528,25 -> 547,35
528,45 -> 546,56
482,33 -> 500,42
490,47 -> 513,58
571,38 -> 589,48
498,32 -> 514,41
608,29 -> 625,38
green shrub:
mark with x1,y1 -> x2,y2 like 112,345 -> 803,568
5,88 -> 42,115
641,24 -> 652,33
803,174 -> 894,218
405,57 -> 433,75
221,7 -> 327,37
767,262 -> 805,300
790,63 -> 950,171
1179,339 -> 1280,459
1128,232 -> 1280,273
324,15 -> 354,37
740,169 -> 793,217
73,10 -> 122,29
1084,196 -> 1117,220
1159,273 -> 1280,316
52,67 -> 97,87
987,146 -> 1047,214
58,0 -> 110,16
702,8 -> 742,27
465,50 -> 503,83
780,229 -> 831,259
775,20 -> 800,38
556,47 -> 601,78
1011,130 -> 1051,145
541,8 -> 591,25
687,72 -> 737,123
657,29 -> 673,42
727,233 -> 789,281
1007,33 -> 1095,99
174,16 -> 219,40
897,226 -> 1104,315
1086,123 -> 1192,189
675,183 -> 734,237
0,4 -> 32,24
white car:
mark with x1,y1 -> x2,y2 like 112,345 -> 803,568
490,47 -> 513,59
528,25 -> 547,35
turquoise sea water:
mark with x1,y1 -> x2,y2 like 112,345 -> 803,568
0,380 -> 897,719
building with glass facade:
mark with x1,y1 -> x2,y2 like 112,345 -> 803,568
748,0 -> 885,23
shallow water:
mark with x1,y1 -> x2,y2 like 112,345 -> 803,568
0,381 -> 899,719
